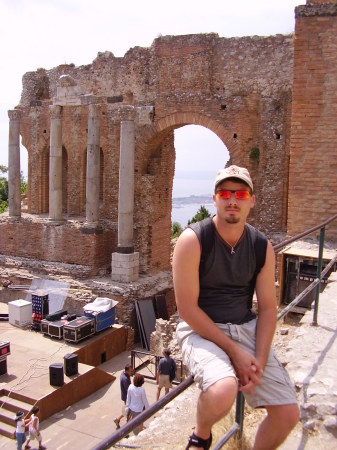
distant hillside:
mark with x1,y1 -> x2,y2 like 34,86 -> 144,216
172,194 -> 213,206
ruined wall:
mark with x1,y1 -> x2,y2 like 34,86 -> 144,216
0,216 -> 116,275
1,33 -> 295,276
288,2 -> 337,239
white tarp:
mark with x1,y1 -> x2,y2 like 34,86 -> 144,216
83,297 -> 118,314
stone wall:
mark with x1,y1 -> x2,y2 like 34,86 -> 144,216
0,216 -> 116,275
288,2 -> 337,240
0,33 -> 296,277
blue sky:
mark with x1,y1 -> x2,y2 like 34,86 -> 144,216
0,0 -> 303,195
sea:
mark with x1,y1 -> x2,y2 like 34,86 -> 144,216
171,176 -> 216,228
171,201 -> 215,228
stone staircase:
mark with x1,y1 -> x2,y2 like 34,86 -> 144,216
0,389 -> 36,439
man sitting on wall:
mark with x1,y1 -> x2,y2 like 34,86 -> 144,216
173,165 -> 299,450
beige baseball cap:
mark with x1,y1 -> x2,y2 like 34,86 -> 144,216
214,165 -> 253,191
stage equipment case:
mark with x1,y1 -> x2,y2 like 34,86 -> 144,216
49,319 -> 69,339
41,319 -> 50,335
0,341 -> 10,375
63,316 -> 95,343
84,307 -> 116,332
8,300 -> 32,327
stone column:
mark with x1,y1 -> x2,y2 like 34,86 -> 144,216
111,106 -> 139,282
118,119 -> 135,252
8,109 -> 22,218
86,101 -> 101,225
49,105 -> 63,222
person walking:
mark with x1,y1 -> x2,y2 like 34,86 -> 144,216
114,363 -> 133,429
14,411 -> 26,450
173,165 -> 299,450
24,406 -> 45,449
156,348 -> 176,400
126,373 -> 149,434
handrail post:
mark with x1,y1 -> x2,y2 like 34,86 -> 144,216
235,391 -> 245,438
312,226 -> 325,326
131,349 -> 134,370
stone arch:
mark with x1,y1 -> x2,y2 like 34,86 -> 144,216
138,112 -> 241,169
134,112 -> 243,274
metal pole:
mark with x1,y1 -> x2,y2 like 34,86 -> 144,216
235,391 -> 245,438
312,226 -> 325,326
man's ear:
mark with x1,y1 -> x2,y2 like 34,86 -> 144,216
212,193 -> 217,207
250,194 -> 256,209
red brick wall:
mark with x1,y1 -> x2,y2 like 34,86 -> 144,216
0,219 -> 116,275
288,3 -> 337,239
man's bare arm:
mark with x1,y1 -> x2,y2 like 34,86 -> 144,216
255,241 -> 277,369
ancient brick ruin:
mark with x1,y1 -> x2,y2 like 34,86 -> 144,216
1,1 -> 336,320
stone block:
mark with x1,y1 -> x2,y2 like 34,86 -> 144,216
111,251 -> 139,282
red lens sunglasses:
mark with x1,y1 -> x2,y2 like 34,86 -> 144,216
216,189 -> 250,200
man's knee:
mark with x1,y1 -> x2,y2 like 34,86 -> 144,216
285,404 -> 300,430
201,377 -> 237,414
267,404 -> 300,431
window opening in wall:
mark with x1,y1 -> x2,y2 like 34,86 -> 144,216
221,104 -> 226,110
276,133 -> 281,140
172,125 -> 229,230
20,141 -> 29,212
233,133 -> 237,139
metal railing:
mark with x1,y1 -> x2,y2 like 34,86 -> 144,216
91,375 -> 195,450
93,213 -> 337,450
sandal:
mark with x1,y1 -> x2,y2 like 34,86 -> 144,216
185,432 -> 212,449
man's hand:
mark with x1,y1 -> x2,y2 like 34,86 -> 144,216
239,363 -> 263,394
230,347 -> 263,394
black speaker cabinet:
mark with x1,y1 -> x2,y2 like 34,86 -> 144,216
49,363 -> 64,386
64,353 -> 78,376
0,359 -> 7,375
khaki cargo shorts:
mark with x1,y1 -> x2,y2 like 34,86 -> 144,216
176,318 -> 297,408
158,373 -> 172,388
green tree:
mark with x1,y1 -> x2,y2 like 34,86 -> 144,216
20,171 -> 27,195
187,205 -> 211,225
0,165 -> 8,213
171,221 -> 183,239
0,167 -> 27,213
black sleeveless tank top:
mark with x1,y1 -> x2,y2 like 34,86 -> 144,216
190,219 -> 267,324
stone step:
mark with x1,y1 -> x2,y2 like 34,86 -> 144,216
0,420 -> 15,440
0,396 -> 33,414
0,390 -> 37,440
0,407 -> 19,426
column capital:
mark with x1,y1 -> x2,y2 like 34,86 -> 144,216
118,105 -> 136,122
49,104 -> 62,119
8,109 -> 22,121
88,102 -> 101,118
